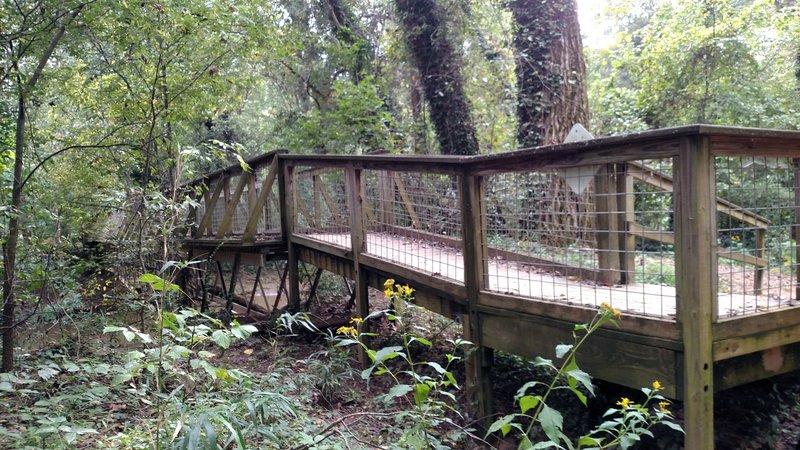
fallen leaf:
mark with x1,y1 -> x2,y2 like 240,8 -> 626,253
243,348 -> 253,355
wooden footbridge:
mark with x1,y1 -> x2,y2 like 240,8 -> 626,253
181,125 -> 800,448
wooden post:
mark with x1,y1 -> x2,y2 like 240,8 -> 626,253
794,159 -> 800,302
617,163 -> 637,284
312,175 -> 322,228
754,227 -> 766,294
379,170 -> 395,230
347,164 -> 370,366
595,164 -> 621,285
674,136 -> 716,450
459,172 -> 493,427
280,161 -> 301,312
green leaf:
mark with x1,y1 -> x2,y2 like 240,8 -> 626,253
519,395 -> 541,413
539,404 -> 564,443
555,344 -> 573,359
578,435 -> 602,447
138,273 -> 179,292
0,381 -> 13,392
387,384 -> 413,399
211,330 -> 233,349
425,361 -> 446,374
486,413 -> 518,436
619,433 -> 640,450
111,373 -> 132,385
414,383 -> 430,407
566,368 -> 594,397
661,421 -> 685,433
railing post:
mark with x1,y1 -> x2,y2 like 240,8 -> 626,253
279,160 -> 301,311
617,163 -> 636,284
794,159 -> 800,301
379,170 -> 395,231
675,135 -> 716,450
460,171 -> 493,427
595,164 -> 621,285
346,164 -> 370,366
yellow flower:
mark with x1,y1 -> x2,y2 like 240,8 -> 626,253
616,397 -> 633,409
658,401 -> 672,415
336,326 -> 357,337
399,285 -> 414,297
349,317 -> 364,326
652,380 -> 663,391
383,279 -> 395,289
384,288 -> 393,298
600,302 -> 622,320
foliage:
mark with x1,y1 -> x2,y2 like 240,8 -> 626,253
587,0 -> 800,135
487,303 -> 683,449
279,279 -> 474,449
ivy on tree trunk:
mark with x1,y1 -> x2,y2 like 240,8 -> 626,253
395,0 -> 479,155
512,0 -> 588,147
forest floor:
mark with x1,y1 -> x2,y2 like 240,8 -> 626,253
3,275 -> 800,449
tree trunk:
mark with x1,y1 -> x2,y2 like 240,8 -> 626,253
512,0 -> 588,147
395,0 -> 480,155
2,93 -> 25,372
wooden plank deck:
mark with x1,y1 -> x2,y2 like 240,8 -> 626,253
305,231 -> 798,320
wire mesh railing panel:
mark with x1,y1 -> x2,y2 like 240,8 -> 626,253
483,159 -> 678,319
294,167 -> 351,249
362,170 -> 464,282
715,156 -> 799,318
254,164 -> 281,235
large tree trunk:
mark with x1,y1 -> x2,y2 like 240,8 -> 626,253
395,0 -> 480,155
512,0 -> 588,147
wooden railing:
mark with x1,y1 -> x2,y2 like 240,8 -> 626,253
186,150 -> 285,244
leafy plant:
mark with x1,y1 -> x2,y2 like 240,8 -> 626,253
487,303 -> 683,449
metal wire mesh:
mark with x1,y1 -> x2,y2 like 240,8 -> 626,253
715,156 -> 798,318
294,167 -> 351,248
362,170 -> 464,282
483,159 -> 677,319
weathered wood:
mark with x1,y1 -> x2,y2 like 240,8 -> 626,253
243,159 -> 279,241
715,342 -> 800,391
216,172 -> 253,238
379,170 -> 395,229
478,292 -> 682,341
795,159 -> 800,302
479,312 -> 679,398
628,161 -> 770,228
714,307 -> 800,341
392,173 -> 421,229
753,228 -> 765,294
196,180 -> 224,238
674,135 -> 716,449
594,164 -> 621,285
226,252 -> 242,316
460,173 -> 493,425
347,164 -> 370,366
618,164 -> 636,284
318,180 -> 348,227
714,322 -> 800,361
281,163 -> 301,311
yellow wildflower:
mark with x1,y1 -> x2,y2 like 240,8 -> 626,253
384,288 -> 394,298
600,302 -> 622,320
399,285 -> 414,297
349,317 -> 364,326
652,380 -> 663,391
336,326 -> 357,337
658,401 -> 672,415
383,279 -> 395,289
616,397 -> 633,409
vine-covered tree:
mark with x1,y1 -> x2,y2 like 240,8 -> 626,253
395,0 -> 480,155
512,0 -> 588,147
